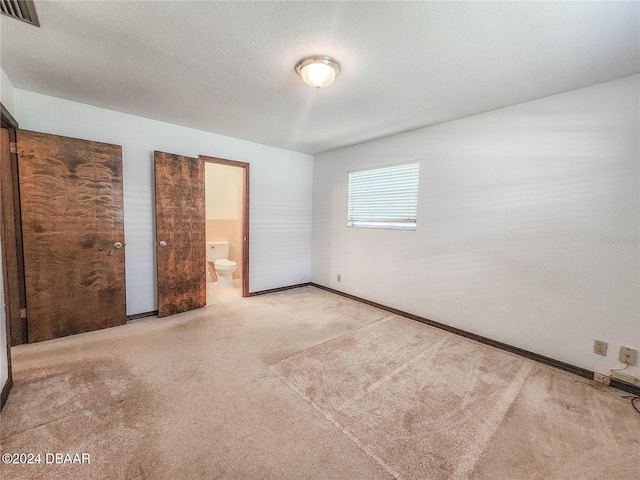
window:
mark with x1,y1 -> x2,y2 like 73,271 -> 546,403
347,160 -> 420,230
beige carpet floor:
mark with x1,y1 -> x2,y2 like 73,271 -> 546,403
1,286 -> 638,479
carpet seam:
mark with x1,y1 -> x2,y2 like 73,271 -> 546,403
269,314 -> 397,366
271,320 -> 536,480
4,407 -> 92,438
269,365 -> 403,480
452,361 -> 533,480
337,332 -> 453,412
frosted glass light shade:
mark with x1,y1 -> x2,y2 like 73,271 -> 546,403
295,56 -> 341,89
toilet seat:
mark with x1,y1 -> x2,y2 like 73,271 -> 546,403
213,259 -> 237,289
214,259 -> 237,271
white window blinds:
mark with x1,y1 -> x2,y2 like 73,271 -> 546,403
347,161 -> 420,230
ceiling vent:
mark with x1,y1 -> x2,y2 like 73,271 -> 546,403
0,0 -> 39,27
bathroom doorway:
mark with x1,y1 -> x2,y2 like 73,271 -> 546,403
200,155 -> 249,304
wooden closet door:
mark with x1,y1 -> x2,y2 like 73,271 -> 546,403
18,130 -> 126,342
154,151 -> 205,317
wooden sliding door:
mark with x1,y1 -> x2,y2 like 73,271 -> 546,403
18,130 -> 126,342
154,151 -> 205,317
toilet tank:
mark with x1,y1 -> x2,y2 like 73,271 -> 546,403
206,241 -> 230,262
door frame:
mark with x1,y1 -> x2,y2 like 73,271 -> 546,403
200,155 -> 250,297
1,103 -> 27,347
0,103 -> 28,346
1,103 -> 25,409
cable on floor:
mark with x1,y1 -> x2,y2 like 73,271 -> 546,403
621,395 -> 640,415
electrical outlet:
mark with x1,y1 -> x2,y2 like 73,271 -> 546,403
619,347 -> 637,365
337,274 -> 341,282
593,373 -> 611,385
593,340 -> 608,356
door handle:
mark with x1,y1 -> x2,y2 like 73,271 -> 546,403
114,242 -> 123,249
159,241 -> 167,247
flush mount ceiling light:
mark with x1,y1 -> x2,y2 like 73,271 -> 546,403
295,55 -> 341,89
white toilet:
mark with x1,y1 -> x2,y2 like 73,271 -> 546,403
206,241 -> 237,289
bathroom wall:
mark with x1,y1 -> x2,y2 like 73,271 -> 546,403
206,162 -> 244,279
312,75 -> 639,378
14,89 -> 313,313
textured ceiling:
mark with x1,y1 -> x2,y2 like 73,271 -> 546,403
1,1 -> 638,154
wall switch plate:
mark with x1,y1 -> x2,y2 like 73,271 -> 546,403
337,274 -> 341,282
593,373 -> 611,385
593,340 -> 608,356
619,347 -> 637,365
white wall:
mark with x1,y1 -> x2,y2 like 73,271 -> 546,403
0,68 -> 15,114
313,75 -> 639,378
15,90 -> 313,313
